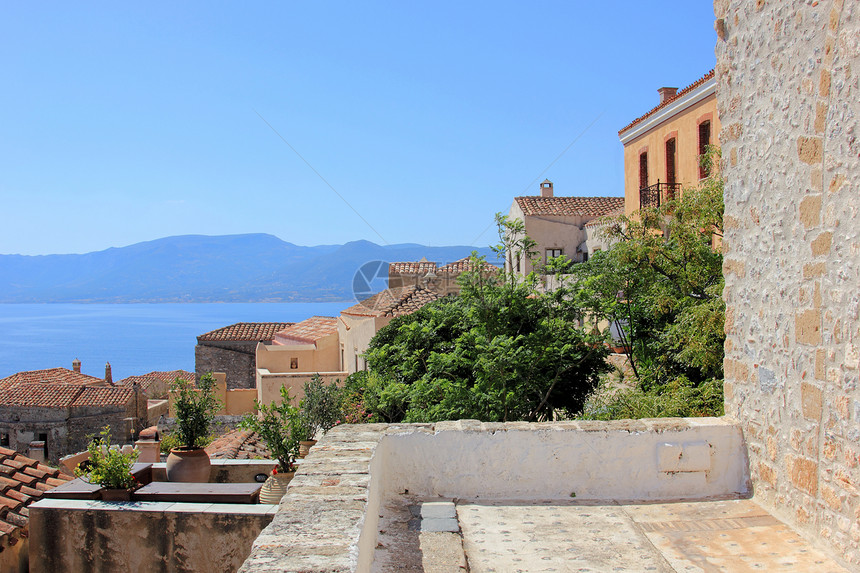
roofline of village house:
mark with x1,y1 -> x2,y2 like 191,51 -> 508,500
618,76 -> 716,146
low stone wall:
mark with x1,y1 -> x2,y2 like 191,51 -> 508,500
240,417 -> 750,572
30,499 -> 277,573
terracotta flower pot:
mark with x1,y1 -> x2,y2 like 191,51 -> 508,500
298,440 -> 317,458
259,471 -> 294,504
166,447 -> 211,482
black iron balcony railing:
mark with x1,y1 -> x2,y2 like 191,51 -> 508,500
639,181 -> 682,209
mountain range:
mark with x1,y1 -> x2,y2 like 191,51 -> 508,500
0,234 -> 499,303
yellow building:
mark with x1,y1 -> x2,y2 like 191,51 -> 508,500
618,70 -> 720,214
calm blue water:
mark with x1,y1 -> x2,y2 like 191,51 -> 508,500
0,303 -> 349,381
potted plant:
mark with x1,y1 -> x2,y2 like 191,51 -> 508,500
240,385 -> 303,503
166,373 -> 220,482
75,426 -> 140,501
298,375 -> 344,456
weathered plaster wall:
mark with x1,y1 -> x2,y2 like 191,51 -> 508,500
338,314 -> 391,375
29,500 -> 276,573
255,371 -> 346,406
716,0 -> 859,565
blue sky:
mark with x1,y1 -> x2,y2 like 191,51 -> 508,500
1,2 -> 717,255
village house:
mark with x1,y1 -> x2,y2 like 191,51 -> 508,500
618,70 -> 720,214
196,322 -> 294,390
338,285 -> 444,374
0,364 -> 152,462
254,316 -> 347,404
506,181 -> 624,277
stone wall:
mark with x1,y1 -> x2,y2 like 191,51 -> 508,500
715,0 -> 859,565
195,341 -> 257,389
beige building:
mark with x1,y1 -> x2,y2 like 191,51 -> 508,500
506,181 -> 624,277
338,286 -> 443,375
196,322 -> 293,389
618,70 -> 721,215
388,257 -> 499,297
255,317 -> 346,405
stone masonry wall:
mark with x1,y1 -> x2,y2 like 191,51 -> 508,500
195,341 -> 257,389
715,0 -> 859,565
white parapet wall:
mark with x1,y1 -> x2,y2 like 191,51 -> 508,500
240,417 -> 751,573
381,418 -> 749,501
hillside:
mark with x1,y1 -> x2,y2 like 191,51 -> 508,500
0,234 -> 498,302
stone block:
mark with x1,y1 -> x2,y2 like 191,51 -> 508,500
795,309 -> 822,345
811,232 -> 833,256
803,262 -> 826,278
758,462 -> 778,487
801,382 -> 823,420
787,455 -> 818,496
798,136 -> 823,164
799,195 -> 822,228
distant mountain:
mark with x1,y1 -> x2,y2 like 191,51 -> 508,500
0,234 -> 499,303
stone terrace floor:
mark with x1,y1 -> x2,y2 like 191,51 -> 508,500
372,496 -> 850,572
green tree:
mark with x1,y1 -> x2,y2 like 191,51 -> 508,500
356,237 -> 610,422
571,147 -> 725,416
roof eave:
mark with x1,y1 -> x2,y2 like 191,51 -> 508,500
619,77 -> 716,145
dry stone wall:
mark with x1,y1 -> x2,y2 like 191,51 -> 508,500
715,0 -> 859,565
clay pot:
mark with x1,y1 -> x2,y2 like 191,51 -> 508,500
100,488 -> 132,501
298,440 -> 317,458
165,447 -> 211,482
259,471 -> 294,504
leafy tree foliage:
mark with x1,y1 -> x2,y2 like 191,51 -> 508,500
570,148 -> 725,416
351,219 -> 610,423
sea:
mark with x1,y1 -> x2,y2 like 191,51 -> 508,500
0,302 -> 350,381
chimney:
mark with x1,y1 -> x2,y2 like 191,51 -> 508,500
105,362 -> 113,385
72,358 -> 81,373
658,87 -> 678,104
540,179 -> 554,198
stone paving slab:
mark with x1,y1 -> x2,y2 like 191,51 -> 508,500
455,498 -> 850,573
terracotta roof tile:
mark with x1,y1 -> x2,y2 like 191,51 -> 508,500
437,257 -> 500,275
389,261 -> 438,274
197,323 -> 294,342
515,196 -> 625,217
0,368 -> 103,389
273,317 -> 338,345
118,370 -> 194,392
618,69 -> 715,136
0,384 -> 86,408
70,386 -> 134,407
341,286 -> 444,318
0,446 -> 70,548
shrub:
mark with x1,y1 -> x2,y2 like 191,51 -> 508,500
171,373 -> 220,449
75,427 -> 139,490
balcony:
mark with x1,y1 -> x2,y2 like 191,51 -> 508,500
639,180 -> 682,209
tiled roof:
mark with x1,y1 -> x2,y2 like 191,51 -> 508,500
70,386 -> 134,407
118,370 -> 194,392
0,446 -> 71,551
0,368 -> 103,390
437,257 -> 500,275
197,323 -> 294,342
341,286 -> 443,318
389,261 -> 438,274
0,384 -> 87,408
206,429 -> 272,461
515,196 -> 625,217
0,383 -> 133,409
618,69 -> 716,136
273,317 -> 338,345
